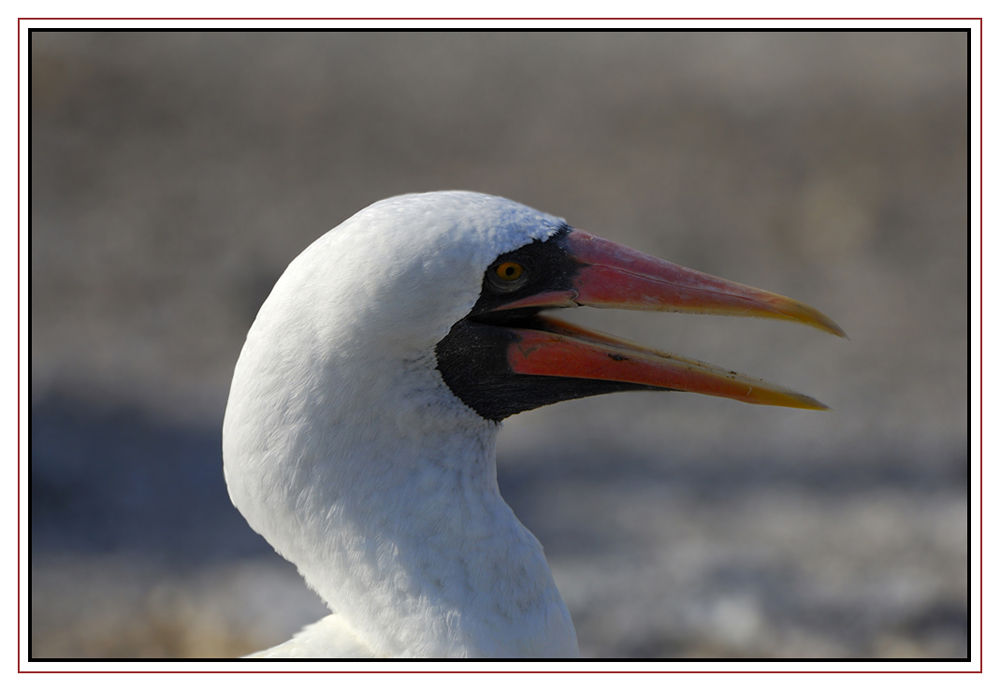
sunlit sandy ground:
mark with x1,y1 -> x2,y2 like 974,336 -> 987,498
32,476 -> 966,658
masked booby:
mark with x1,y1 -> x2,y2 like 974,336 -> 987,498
222,191 -> 845,658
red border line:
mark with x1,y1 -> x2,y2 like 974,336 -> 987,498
13,16 -> 989,20
17,16 -> 984,674
14,670 -> 987,675
979,16 -> 984,672
16,14 -> 21,672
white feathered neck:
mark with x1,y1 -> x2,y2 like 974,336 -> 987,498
223,192 -> 579,657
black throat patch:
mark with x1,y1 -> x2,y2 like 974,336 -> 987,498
434,226 -> 658,421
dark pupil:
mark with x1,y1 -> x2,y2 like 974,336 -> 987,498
504,266 -> 515,277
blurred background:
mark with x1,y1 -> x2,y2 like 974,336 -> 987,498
30,31 -> 968,659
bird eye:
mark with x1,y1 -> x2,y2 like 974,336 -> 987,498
494,262 -> 524,281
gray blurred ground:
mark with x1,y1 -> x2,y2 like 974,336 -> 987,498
30,31 -> 969,659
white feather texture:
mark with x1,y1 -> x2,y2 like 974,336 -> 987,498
223,192 -> 579,657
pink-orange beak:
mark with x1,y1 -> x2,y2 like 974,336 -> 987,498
495,230 -> 845,410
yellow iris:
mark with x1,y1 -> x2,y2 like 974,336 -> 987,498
495,262 -> 524,281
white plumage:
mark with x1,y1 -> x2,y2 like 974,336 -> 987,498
224,193 -> 577,657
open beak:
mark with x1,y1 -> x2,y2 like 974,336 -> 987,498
497,230 -> 845,410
